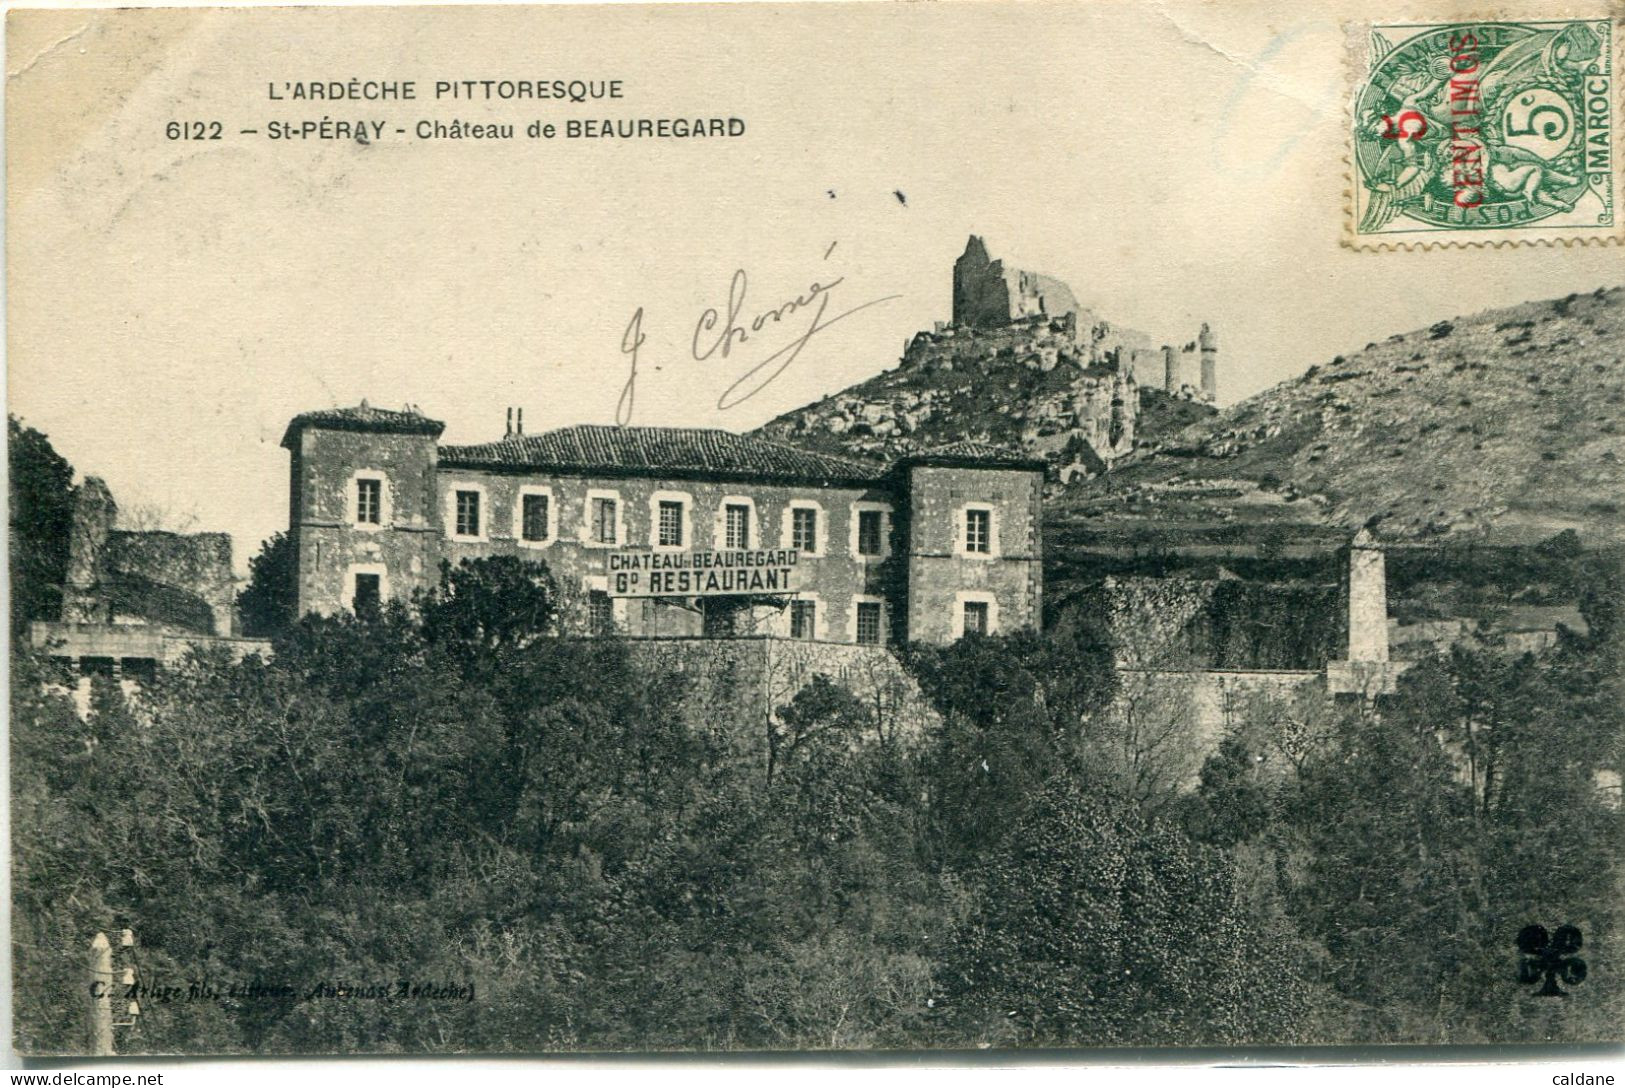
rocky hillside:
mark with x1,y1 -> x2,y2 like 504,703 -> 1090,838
1058,287 -> 1625,546
755,314 -> 1215,465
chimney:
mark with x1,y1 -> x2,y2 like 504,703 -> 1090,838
516,408 -> 524,435
505,407 -> 514,437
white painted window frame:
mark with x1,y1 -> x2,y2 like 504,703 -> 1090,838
955,590 -> 1000,638
583,488 -> 624,548
850,501 -> 893,562
583,573 -> 628,629
350,470 -> 389,532
649,489 -> 694,552
783,499 -> 826,557
716,495 -> 758,551
344,562 -> 390,613
785,592 -> 823,641
446,482 -> 490,543
955,502 -> 999,559
850,593 -> 888,646
514,485 -> 558,549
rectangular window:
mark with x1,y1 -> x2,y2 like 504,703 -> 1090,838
454,490 -> 481,538
355,478 -> 381,525
521,493 -> 550,542
965,508 -> 992,554
724,503 -> 751,549
856,601 -> 883,646
658,499 -> 685,548
791,507 -> 818,553
962,600 -> 990,637
591,497 -> 618,545
588,590 -> 614,636
790,600 -> 816,640
857,510 -> 884,556
353,572 -> 381,614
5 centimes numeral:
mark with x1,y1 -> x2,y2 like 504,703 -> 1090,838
1348,17 -> 1621,247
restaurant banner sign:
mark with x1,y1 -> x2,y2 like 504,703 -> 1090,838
607,548 -> 800,598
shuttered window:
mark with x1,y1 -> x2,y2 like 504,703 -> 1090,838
522,493 -> 550,542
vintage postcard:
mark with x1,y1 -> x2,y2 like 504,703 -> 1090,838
7,0 -> 1624,1061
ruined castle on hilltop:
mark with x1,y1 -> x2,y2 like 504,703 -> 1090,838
948,235 -> 1218,405
761,236 -> 1219,474
941,234 -> 1219,405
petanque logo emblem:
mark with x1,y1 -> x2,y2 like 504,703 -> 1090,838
1516,924 -> 1587,997
1351,19 -> 1615,240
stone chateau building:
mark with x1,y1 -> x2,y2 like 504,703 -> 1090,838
29,402 -> 1402,754
282,402 -> 1045,646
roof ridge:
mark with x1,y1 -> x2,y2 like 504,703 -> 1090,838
448,423 -> 742,445
282,403 -> 445,448
437,421 -> 890,482
743,430 -> 888,469
921,438 -> 1024,454
443,423 -> 886,466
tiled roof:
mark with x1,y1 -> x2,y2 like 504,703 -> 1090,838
924,440 -> 1025,459
899,441 -> 1046,470
281,403 -> 445,447
440,425 -> 888,484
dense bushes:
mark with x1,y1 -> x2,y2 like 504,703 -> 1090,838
12,554 -> 1622,1052
1181,627 -> 1624,1043
8,416 -> 76,637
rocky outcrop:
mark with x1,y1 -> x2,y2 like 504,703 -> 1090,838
759,314 -> 1140,471
757,235 -> 1221,474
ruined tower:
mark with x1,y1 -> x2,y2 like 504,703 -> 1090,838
1162,345 -> 1178,393
1337,528 -> 1389,663
951,235 -> 998,328
951,235 -> 1079,331
1199,323 -> 1218,402
61,477 -> 118,623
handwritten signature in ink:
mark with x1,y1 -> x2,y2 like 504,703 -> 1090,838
616,242 -> 901,425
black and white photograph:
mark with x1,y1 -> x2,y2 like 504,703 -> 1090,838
5,0 -> 1624,1069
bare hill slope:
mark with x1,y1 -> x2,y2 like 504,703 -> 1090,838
1061,287 -> 1625,545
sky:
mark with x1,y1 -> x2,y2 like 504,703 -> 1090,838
9,0 -> 1621,569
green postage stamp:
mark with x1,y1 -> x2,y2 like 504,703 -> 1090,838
1348,15 -> 1623,247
